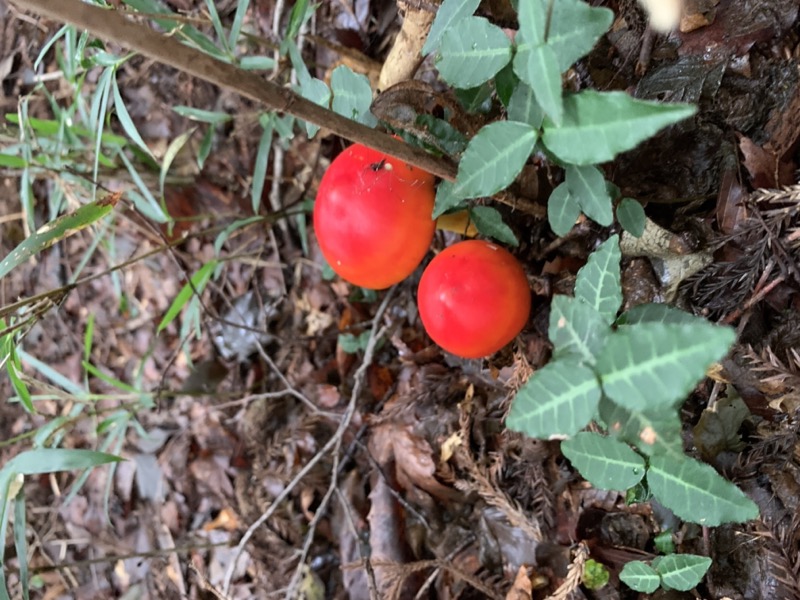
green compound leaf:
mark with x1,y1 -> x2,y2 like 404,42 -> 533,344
561,432 -> 645,491
549,295 -> 608,364
596,322 -> 736,411
453,121 -> 537,199
598,396 -> 683,458
617,303 -> 704,327
513,41 -> 563,125
541,90 -> 697,166
647,455 -> 759,526
507,359 -> 601,438
566,164 -> 613,226
331,65 -> 376,127
654,554 -> 712,591
619,561 -> 660,593
437,16 -> 512,89
507,81 -> 544,128
0,194 -> 118,281
422,0 -> 481,56
470,206 -> 519,246
617,197 -> 646,237
575,235 -> 622,325
547,0 -> 614,72
548,182 -> 580,236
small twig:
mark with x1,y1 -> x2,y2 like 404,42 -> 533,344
335,487 -> 380,600
222,287 -> 396,594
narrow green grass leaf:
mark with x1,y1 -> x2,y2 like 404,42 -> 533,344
566,164 -> 613,226
647,455 -> 759,525
542,91 -> 697,165
453,121 -> 537,199
596,322 -> 735,410
13,488 -> 28,600
619,561 -> 660,593
0,153 -> 27,168
507,359 -> 601,438
173,106 -> 233,124
83,362 -> 138,393
654,554 -> 712,591
561,432 -> 645,491
513,41 -> 562,125
549,295 -> 608,364
7,448 -> 122,474
574,235 -> 622,324
113,78 -> 154,159
203,0 -> 231,56
422,0 -> 481,56
437,16 -> 512,88
7,361 -> 33,413
228,0 -> 251,49
548,182 -> 580,236
158,260 -> 218,333
214,216 -> 263,255
251,115 -> 273,213
159,127 -> 196,197
469,206 -> 518,246
617,197 -> 646,237
0,194 -> 117,280
239,55 -> 275,70
330,66 -> 376,127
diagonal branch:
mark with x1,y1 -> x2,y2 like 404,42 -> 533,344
13,0 -> 458,181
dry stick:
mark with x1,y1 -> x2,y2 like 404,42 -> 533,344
14,0 -> 457,183
221,287 -> 397,594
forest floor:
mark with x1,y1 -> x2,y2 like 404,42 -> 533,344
1,0 -> 799,599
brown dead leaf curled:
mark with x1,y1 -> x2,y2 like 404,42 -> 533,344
505,566 -> 533,600
379,3 -> 435,91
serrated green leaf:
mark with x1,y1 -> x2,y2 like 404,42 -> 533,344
617,197 -> 646,237
437,16 -> 512,89
331,66 -> 376,127
547,0 -> 614,72
507,359 -> 601,438
433,180 -> 467,219
469,206 -> 518,246
495,62 -> 518,107
516,0 -> 546,45
647,455 -> 759,526
566,164 -> 613,226
548,182 -> 580,236
619,561 -> 660,593
513,41 -> 562,125
598,396 -> 683,457
422,0 -> 481,56
453,121 -> 536,198
561,432 -> 645,490
507,81 -> 544,128
549,295 -> 608,363
541,90 -> 697,165
616,303 -> 702,327
574,235 -> 622,324
654,554 -> 712,591
0,195 -> 117,281
596,322 -> 735,410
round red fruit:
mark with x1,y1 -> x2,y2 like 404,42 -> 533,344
417,240 -> 530,358
313,143 -> 436,289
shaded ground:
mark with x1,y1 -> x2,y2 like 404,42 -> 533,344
1,0 -> 799,599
